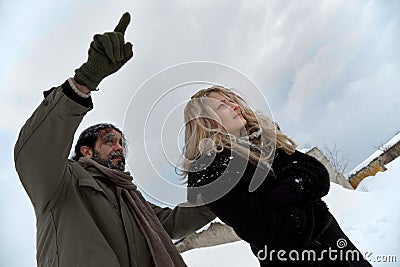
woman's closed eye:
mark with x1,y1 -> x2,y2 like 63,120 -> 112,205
217,102 -> 228,110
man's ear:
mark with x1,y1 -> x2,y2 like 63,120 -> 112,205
80,146 -> 93,158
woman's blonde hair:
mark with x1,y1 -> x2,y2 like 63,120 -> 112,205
178,85 -> 296,176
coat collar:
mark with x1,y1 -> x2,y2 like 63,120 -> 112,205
69,159 -> 107,195
77,175 -> 106,194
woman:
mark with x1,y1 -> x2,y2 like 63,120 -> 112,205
180,85 -> 371,267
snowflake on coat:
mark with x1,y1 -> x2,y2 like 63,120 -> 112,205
188,150 -> 237,188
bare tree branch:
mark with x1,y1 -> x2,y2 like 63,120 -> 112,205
322,143 -> 350,176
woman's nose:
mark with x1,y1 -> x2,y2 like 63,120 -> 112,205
229,102 -> 239,111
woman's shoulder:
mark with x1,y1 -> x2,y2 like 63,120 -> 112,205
187,148 -> 247,187
274,148 -> 321,165
274,148 -> 329,181
190,149 -> 232,171
271,148 -> 326,175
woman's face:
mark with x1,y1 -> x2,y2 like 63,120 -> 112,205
207,92 -> 247,137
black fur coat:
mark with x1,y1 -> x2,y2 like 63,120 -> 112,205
188,148 -> 372,267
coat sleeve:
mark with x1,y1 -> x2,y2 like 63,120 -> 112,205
187,151 -> 327,250
14,80 -> 93,213
148,202 -> 216,240
207,187 -> 314,249
270,150 -> 330,204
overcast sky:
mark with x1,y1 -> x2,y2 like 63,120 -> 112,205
0,0 -> 399,266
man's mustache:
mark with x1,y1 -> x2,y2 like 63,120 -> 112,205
110,151 -> 125,163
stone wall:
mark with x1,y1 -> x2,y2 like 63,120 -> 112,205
176,222 -> 240,253
306,147 -> 354,189
348,140 -> 400,189
381,141 -> 400,165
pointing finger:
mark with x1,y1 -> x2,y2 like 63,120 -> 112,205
114,12 -> 131,34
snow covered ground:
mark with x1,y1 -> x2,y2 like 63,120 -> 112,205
182,157 -> 400,266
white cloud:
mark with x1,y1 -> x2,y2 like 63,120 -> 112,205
1,0 -> 399,265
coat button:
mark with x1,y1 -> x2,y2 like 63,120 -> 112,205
91,190 -> 97,195
114,204 -> 119,209
42,99 -> 49,106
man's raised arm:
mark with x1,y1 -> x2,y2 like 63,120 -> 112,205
14,13 -> 133,213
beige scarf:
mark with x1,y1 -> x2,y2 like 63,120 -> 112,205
78,157 -> 187,267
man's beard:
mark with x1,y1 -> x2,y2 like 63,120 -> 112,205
93,151 -> 126,171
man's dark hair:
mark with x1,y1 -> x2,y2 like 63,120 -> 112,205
72,123 -> 127,161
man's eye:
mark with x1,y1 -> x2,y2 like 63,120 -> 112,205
104,138 -> 114,144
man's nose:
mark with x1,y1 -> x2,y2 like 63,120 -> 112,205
115,142 -> 124,153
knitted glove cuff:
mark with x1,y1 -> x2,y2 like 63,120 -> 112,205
74,62 -> 103,91
67,78 -> 91,98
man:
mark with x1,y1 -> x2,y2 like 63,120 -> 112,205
14,13 -> 214,267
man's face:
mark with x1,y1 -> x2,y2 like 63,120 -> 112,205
92,129 -> 126,171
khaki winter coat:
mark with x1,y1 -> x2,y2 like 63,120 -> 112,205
14,80 -> 215,267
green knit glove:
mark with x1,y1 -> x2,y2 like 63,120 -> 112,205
74,12 -> 134,90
